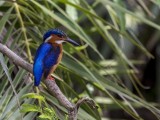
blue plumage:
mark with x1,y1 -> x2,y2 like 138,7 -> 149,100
33,43 -> 60,86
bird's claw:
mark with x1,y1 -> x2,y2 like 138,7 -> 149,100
47,76 -> 55,81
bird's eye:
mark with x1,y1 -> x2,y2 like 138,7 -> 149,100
57,34 -> 63,38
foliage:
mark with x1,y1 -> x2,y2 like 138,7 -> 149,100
0,0 -> 160,120
21,93 -> 58,120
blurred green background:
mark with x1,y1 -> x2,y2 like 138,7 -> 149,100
0,0 -> 160,120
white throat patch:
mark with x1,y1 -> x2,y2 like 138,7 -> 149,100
55,40 -> 65,44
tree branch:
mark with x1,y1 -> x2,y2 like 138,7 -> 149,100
0,43 -> 32,73
43,78 -> 77,120
0,43 -> 97,120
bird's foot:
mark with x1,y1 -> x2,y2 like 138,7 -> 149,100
47,76 -> 55,81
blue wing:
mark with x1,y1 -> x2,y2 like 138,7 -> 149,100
33,43 -> 60,86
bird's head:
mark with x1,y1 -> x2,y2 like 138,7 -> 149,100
43,29 -> 79,46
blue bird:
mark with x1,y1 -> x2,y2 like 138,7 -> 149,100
33,29 -> 79,86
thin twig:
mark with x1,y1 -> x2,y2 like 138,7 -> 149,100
135,0 -> 155,18
75,97 -> 98,111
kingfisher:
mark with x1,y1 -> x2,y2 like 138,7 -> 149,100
33,29 -> 79,86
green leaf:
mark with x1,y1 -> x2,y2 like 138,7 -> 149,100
2,19 -> 17,44
21,104 -> 41,113
0,53 -> 21,115
22,93 -> 45,102
99,0 -> 160,30
0,7 -> 13,34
